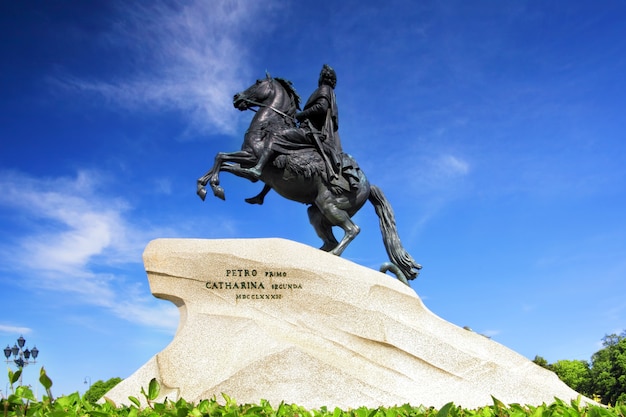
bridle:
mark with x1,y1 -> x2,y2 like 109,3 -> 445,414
237,80 -> 296,122
239,97 -> 294,121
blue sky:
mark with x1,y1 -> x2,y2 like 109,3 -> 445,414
1,0 -> 626,398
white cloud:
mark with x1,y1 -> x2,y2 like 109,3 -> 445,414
153,178 -> 173,195
111,300 -> 179,331
414,154 -> 471,190
437,154 -> 470,177
54,0 -> 275,137
380,149 -> 471,236
0,170 -> 134,273
375,143 -> 471,196
480,329 -> 501,338
0,325 -> 33,335
0,170 -> 176,331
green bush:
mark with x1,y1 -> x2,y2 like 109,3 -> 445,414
3,368 -> 625,417
83,377 -> 123,403
535,331 -> 626,405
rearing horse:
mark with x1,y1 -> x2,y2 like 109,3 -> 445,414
197,74 -> 421,284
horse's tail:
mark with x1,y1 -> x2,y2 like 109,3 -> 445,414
368,185 -> 422,282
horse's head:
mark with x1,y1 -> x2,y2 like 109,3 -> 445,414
233,73 -> 301,116
233,73 -> 275,111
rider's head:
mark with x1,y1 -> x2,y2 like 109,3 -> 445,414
319,64 -> 337,89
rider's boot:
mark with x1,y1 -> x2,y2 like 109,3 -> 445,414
246,147 -> 272,180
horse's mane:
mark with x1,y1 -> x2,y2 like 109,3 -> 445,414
275,77 -> 301,115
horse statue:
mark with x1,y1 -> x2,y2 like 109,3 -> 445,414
196,74 -> 421,285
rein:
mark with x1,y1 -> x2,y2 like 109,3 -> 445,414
241,98 -> 295,121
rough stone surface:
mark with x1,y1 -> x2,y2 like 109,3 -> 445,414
105,238 -> 589,409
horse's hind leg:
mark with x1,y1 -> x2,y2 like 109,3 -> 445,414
315,200 -> 360,256
308,205 -> 339,252
330,214 -> 360,256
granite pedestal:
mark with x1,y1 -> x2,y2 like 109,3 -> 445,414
104,238 -> 590,408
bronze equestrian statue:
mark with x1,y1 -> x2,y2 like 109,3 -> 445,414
197,65 -> 421,285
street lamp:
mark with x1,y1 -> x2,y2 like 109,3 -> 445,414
4,336 -> 39,386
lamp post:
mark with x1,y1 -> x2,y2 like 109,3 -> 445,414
3,336 -> 39,387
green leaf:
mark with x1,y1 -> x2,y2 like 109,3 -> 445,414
15,385 -> 36,401
196,399 -> 213,415
49,411 -> 76,417
128,407 -> 139,417
55,394 -> 73,408
479,406 -> 495,417
39,366 -> 53,390
529,405 -> 545,417
190,407 -> 203,417
104,396 -> 117,408
6,393 -> 23,406
128,395 -> 141,408
147,378 -> 160,401
89,411 -> 115,417
10,368 -> 22,385
491,396 -> 506,410
436,402 -> 456,417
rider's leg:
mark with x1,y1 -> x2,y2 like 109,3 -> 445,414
247,146 -> 273,179
247,128 -> 303,179
245,132 -> 280,179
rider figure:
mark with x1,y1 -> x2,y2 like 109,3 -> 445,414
246,64 -> 358,192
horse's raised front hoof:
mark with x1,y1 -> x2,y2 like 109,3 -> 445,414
196,186 -> 207,201
212,185 -> 226,200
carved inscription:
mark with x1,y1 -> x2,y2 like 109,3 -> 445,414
205,281 -> 265,290
204,269 -> 303,300
225,269 -> 257,277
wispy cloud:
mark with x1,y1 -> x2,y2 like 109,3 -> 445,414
382,147 -> 472,236
374,132 -> 472,196
430,154 -> 471,182
0,325 -> 32,335
0,170 -> 136,272
53,0 -> 276,137
0,170 -> 177,331
480,329 -> 500,338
